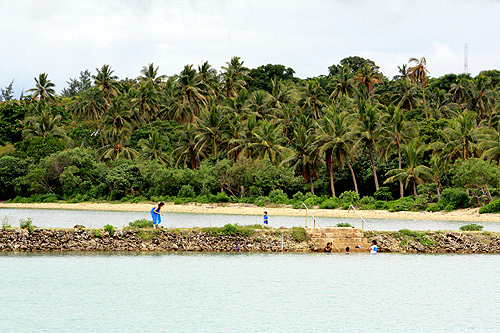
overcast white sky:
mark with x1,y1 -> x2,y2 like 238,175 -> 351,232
1,0 -> 499,96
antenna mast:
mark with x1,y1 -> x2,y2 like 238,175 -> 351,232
464,43 -> 469,74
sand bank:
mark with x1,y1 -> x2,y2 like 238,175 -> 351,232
1,202 -> 500,223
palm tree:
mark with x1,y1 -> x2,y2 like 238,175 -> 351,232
328,65 -> 356,99
449,78 -> 471,104
466,75 -> 495,123
298,80 -> 326,120
244,90 -> 273,120
130,80 -> 161,130
138,63 -> 167,85
23,104 -> 69,142
174,123 -> 203,169
138,130 -> 173,166
93,65 -> 120,104
249,120 -> 289,166
281,123 -> 319,195
316,109 -> 358,196
391,78 -> 421,111
479,123 -> 500,165
228,114 -> 259,161
408,57 -> 430,119
193,104 -> 230,161
27,73 -> 56,101
354,102 -> 386,190
198,61 -> 219,101
221,56 -> 250,98
380,106 -> 416,198
353,64 -> 382,99
176,64 -> 206,121
75,87 -> 106,146
439,111 -> 481,161
384,139 -> 431,197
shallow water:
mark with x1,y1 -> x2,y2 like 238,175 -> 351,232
0,252 -> 499,332
1,207 -> 499,231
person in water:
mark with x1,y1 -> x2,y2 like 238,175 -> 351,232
345,246 -> 351,254
324,242 -> 333,253
151,202 -> 165,229
368,240 -> 378,254
263,211 -> 269,228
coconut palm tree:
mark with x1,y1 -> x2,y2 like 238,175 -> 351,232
174,123 -> 203,169
466,75 -> 496,123
27,73 -> 56,101
391,78 -> 421,111
138,130 -> 173,166
244,90 -> 274,120
249,120 -> 289,166
193,104 -> 230,161
328,65 -> 356,99
479,123 -> 500,165
316,109 -> 358,196
138,63 -> 167,86
176,64 -> 207,121
93,65 -> 120,107
298,80 -> 327,120
221,56 -> 250,98
23,104 -> 69,143
354,102 -> 386,190
130,79 -> 161,130
353,64 -> 382,100
380,106 -> 416,198
408,57 -> 430,119
384,139 -> 431,197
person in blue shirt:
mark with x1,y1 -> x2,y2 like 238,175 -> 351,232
151,202 -> 165,229
263,211 -> 269,228
368,240 -> 378,254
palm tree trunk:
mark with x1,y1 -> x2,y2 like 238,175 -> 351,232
310,176 -> 315,196
326,150 -> 336,197
413,179 -> 418,197
422,87 -> 428,120
397,143 -> 404,198
369,147 -> 379,190
347,160 -> 359,194
437,181 -> 441,201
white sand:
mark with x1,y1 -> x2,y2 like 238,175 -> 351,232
1,202 -> 499,223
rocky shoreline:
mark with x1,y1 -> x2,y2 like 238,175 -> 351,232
1,228 -> 500,253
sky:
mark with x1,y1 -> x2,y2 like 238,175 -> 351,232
1,0 -> 499,96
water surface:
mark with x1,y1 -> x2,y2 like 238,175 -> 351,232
0,252 -> 499,332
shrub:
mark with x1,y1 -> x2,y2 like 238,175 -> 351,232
427,202 -> 444,212
339,191 -> 360,206
19,218 -> 35,234
387,197 -> 414,212
178,184 -> 196,198
373,187 -> 393,201
319,197 -> 340,209
104,224 -> 115,236
211,192 -> 231,203
128,218 -> 153,228
268,189 -> 288,203
291,227 -> 307,242
292,191 -> 305,203
459,224 -> 484,231
202,224 -> 253,237
336,222 -> 353,227
1,216 -> 13,230
92,229 -> 102,238
359,196 -> 376,206
479,199 -> 500,214
440,188 -> 470,210
396,229 -> 437,248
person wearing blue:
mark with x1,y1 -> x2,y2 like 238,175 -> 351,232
368,240 -> 378,254
151,202 -> 164,229
263,211 -> 269,228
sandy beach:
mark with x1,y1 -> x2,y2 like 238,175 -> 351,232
1,201 -> 499,223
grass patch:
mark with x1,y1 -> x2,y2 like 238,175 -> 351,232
128,218 -> 153,228
291,227 -> 307,242
335,222 -> 353,228
92,229 -> 102,238
396,229 -> 437,248
104,224 -> 115,236
459,224 -> 484,231
201,224 -> 255,237
19,218 -> 35,234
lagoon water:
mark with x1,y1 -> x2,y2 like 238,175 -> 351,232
1,252 -> 499,332
2,207 -> 500,231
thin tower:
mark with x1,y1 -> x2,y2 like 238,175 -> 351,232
464,43 -> 469,74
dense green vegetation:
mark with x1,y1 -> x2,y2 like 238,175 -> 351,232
2,56 -> 500,212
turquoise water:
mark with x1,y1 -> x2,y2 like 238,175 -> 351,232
2,208 -> 500,231
1,252 -> 499,332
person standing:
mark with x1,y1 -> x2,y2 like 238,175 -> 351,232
151,202 -> 165,229
263,211 -> 269,228
368,240 -> 378,254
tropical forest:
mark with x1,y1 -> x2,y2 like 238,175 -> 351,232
2,56 -> 500,213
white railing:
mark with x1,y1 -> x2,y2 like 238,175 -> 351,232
300,203 -> 340,252
347,205 -> 373,233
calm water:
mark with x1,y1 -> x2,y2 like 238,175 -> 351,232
1,207 -> 500,231
0,252 -> 499,332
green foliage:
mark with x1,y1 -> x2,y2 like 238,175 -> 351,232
0,100 -> 27,144
14,136 -> 66,161
0,155 -> 29,199
339,190 -> 360,206
359,196 -> 376,206
451,158 -> 500,205
427,202 -> 444,212
92,229 -> 102,238
479,199 -> 500,214
336,222 -> 353,227
178,184 -> 196,198
440,188 -> 470,210
106,164 -> 143,199
459,223 -> 484,231
387,197 -> 414,212
396,229 -> 437,248
291,227 -> 307,242
319,197 -> 340,209
1,215 -> 13,229
201,224 -> 254,237
373,187 -> 393,201
128,218 -> 153,228
19,218 -> 35,234
104,224 -> 115,236
268,189 -> 288,203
